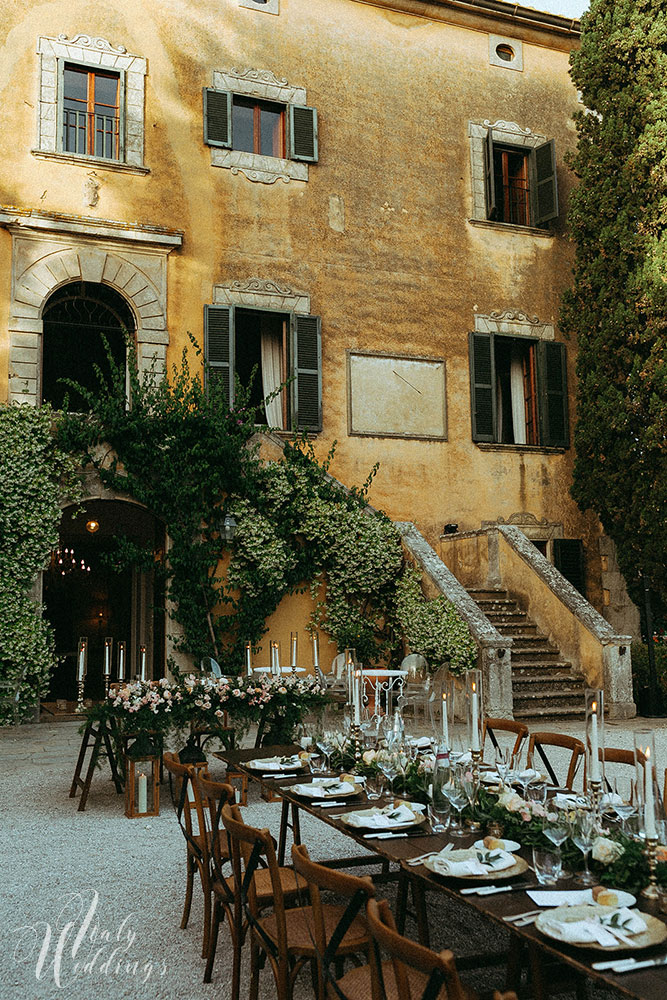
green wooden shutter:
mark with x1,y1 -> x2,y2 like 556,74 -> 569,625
289,105 -> 318,162
204,305 -> 234,406
483,128 -> 496,219
203,89 -> 232,148
469,332 -> 496,442
537,340 -> 569,447
554,538 -> 586,595
532,139 -> 559,224
290,313 -> 322,431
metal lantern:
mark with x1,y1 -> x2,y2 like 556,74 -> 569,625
124,732 -> 160,818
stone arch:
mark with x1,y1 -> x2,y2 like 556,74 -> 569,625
9,243 -> 168,404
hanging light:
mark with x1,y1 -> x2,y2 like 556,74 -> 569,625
221,513 -> 237,543
86,519 -> 100,534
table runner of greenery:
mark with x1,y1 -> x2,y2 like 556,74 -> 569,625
83,673 -> 330,747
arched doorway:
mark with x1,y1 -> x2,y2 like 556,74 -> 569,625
43,500 -> 165,704
41,281 -> 134,409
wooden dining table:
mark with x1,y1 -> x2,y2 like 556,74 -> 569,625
214,744 -> 667,1000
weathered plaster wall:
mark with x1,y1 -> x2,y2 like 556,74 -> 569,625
0,0 -> 608,664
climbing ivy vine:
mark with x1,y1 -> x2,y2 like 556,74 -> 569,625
57,339 -> 477,675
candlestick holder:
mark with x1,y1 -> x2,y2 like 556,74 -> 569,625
350,722 -> 364,763
587,777 -> 603,816
467,748 -> 483,832
642,837 -> 661,900
75,679 -> 85,713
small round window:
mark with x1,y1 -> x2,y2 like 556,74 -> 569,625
496,44 -> 515,62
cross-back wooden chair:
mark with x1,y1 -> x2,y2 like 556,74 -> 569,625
597,746 -> 645,792
163,751 -> 220,958
482,719 -> 528,765
221,805 -> 368,1000
363,897 -> 516,1000
195,773 -> 307,989
527,732 -> 585,790
291,843 -> 374,1000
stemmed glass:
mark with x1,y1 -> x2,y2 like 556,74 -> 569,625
571,809 -> 597,885
495,746 -> 512,787
543,811 -> 570,879
444,766 -> 468,837
460,766 -> 480,818
613,775 -> 637,835
377,749 -> 400,799
316,732 -> 335,772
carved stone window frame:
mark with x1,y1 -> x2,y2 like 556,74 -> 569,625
209,68 -> 309,185
34,33 -> 148,174
0,207 -> 182,405
468,119 -> 553,236
474,310 -> 554,341
212,277 -> 310,313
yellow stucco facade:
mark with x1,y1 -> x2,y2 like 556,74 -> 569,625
2,0 -> 633,682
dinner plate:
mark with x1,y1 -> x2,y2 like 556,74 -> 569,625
246,756 -> 305,772
473,838 -> 521,852
423,850 -> 529,881
292,780 -> 359,799
535,903 -> 667,952
339,807 -> 428,832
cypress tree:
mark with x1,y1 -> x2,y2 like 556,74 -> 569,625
562,0 -> 667,619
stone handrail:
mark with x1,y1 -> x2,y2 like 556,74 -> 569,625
396,521 -> 514,718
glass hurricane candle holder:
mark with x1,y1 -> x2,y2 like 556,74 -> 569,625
124,732 -> 160,818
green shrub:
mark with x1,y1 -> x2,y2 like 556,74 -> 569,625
631,642 -> 667,717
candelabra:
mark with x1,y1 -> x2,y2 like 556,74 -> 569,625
642,837 -> 660,900
75,679 -> 85,713
467,747 -> 483,832
587,776 -> 603,816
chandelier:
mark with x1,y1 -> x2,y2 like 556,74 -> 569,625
50,545 -> 92,576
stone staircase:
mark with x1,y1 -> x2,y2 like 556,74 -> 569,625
468,588 -> 586,720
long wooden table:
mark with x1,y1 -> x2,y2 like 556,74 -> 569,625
215,745 -> 667,1000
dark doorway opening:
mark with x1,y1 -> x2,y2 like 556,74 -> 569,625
43,500 -> 165,703
42,281 -> 134,410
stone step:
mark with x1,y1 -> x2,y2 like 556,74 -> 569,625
510,647 -> 562,661
509,636 -> 554,650
513,687 -> 585,703
513,674 -> 584,692
489,623 -> 539,637
514,705 -> 586,720
475,600 -> 521,614
467,590 -> 510,603
512,660 -> 574,673
482,611 -> 531,624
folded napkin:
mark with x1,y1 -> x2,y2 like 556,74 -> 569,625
518,768 -> 542,783
344,803 -> 418,829
553,793 -> 587,809
249,755 -> 300,771
428,848 -> 515,877
599,908 -> 647,935
541,917 -> 620,948
292,779 -> 356,798
409,737 -> 432,749
528,889 -> 595,907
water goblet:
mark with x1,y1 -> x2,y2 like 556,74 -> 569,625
542,811 -> 570,879
366,771 -> 385,801
429,779 -> 452,834
571,809 -> 597,885
613,775 -> 637,834
532,846 -> 563,885
377,749 -> 400,800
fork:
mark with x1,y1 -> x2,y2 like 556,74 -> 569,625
503,909 -> 544,924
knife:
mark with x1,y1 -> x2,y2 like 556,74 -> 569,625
606,955 -> 667,974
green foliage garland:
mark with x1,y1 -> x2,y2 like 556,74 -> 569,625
561,0 -> 667,611
393,568 -> 478,675
0,404 -> 82,723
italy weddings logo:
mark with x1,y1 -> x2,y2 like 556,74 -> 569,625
11,890 -> 167,988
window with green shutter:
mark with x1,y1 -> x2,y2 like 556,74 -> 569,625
470,333 -> 568,448
203,90 -> 318,165
203,304 -> 322,432
481,127 -> 558,228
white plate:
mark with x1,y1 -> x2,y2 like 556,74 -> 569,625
292,780 -> 358,799
246,756 -> 304,772
474,838 -> 521,852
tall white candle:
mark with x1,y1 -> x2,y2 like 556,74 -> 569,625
104,639 -> 112,676
442,692 -> 449,747
290,632 -> 298,669
245,642 -> 252,675
140,646 -> 147,682
471,682 -> 480,751
312,631 -> 319,669
589,701 -> 601,782
137,773 -> 148,814
354,669 -> 361,726
77,644 -> 85,682
645,750 -> 657,839
118,643 -> 126,681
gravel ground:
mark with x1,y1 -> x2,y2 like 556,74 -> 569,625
1,714 -> 665,1000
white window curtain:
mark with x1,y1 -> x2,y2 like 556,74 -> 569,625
261,327 -> 284,429
510,347 -> 527,445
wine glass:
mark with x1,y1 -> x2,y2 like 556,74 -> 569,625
571,809 -> 596,885
460,766 -> 480,815
613,775 -> 637,834
316,731 -> 335,772
377,749 -> 400,799
444,766 -> 468,837
542,811 -> 570,879
495,746 -> 512,787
